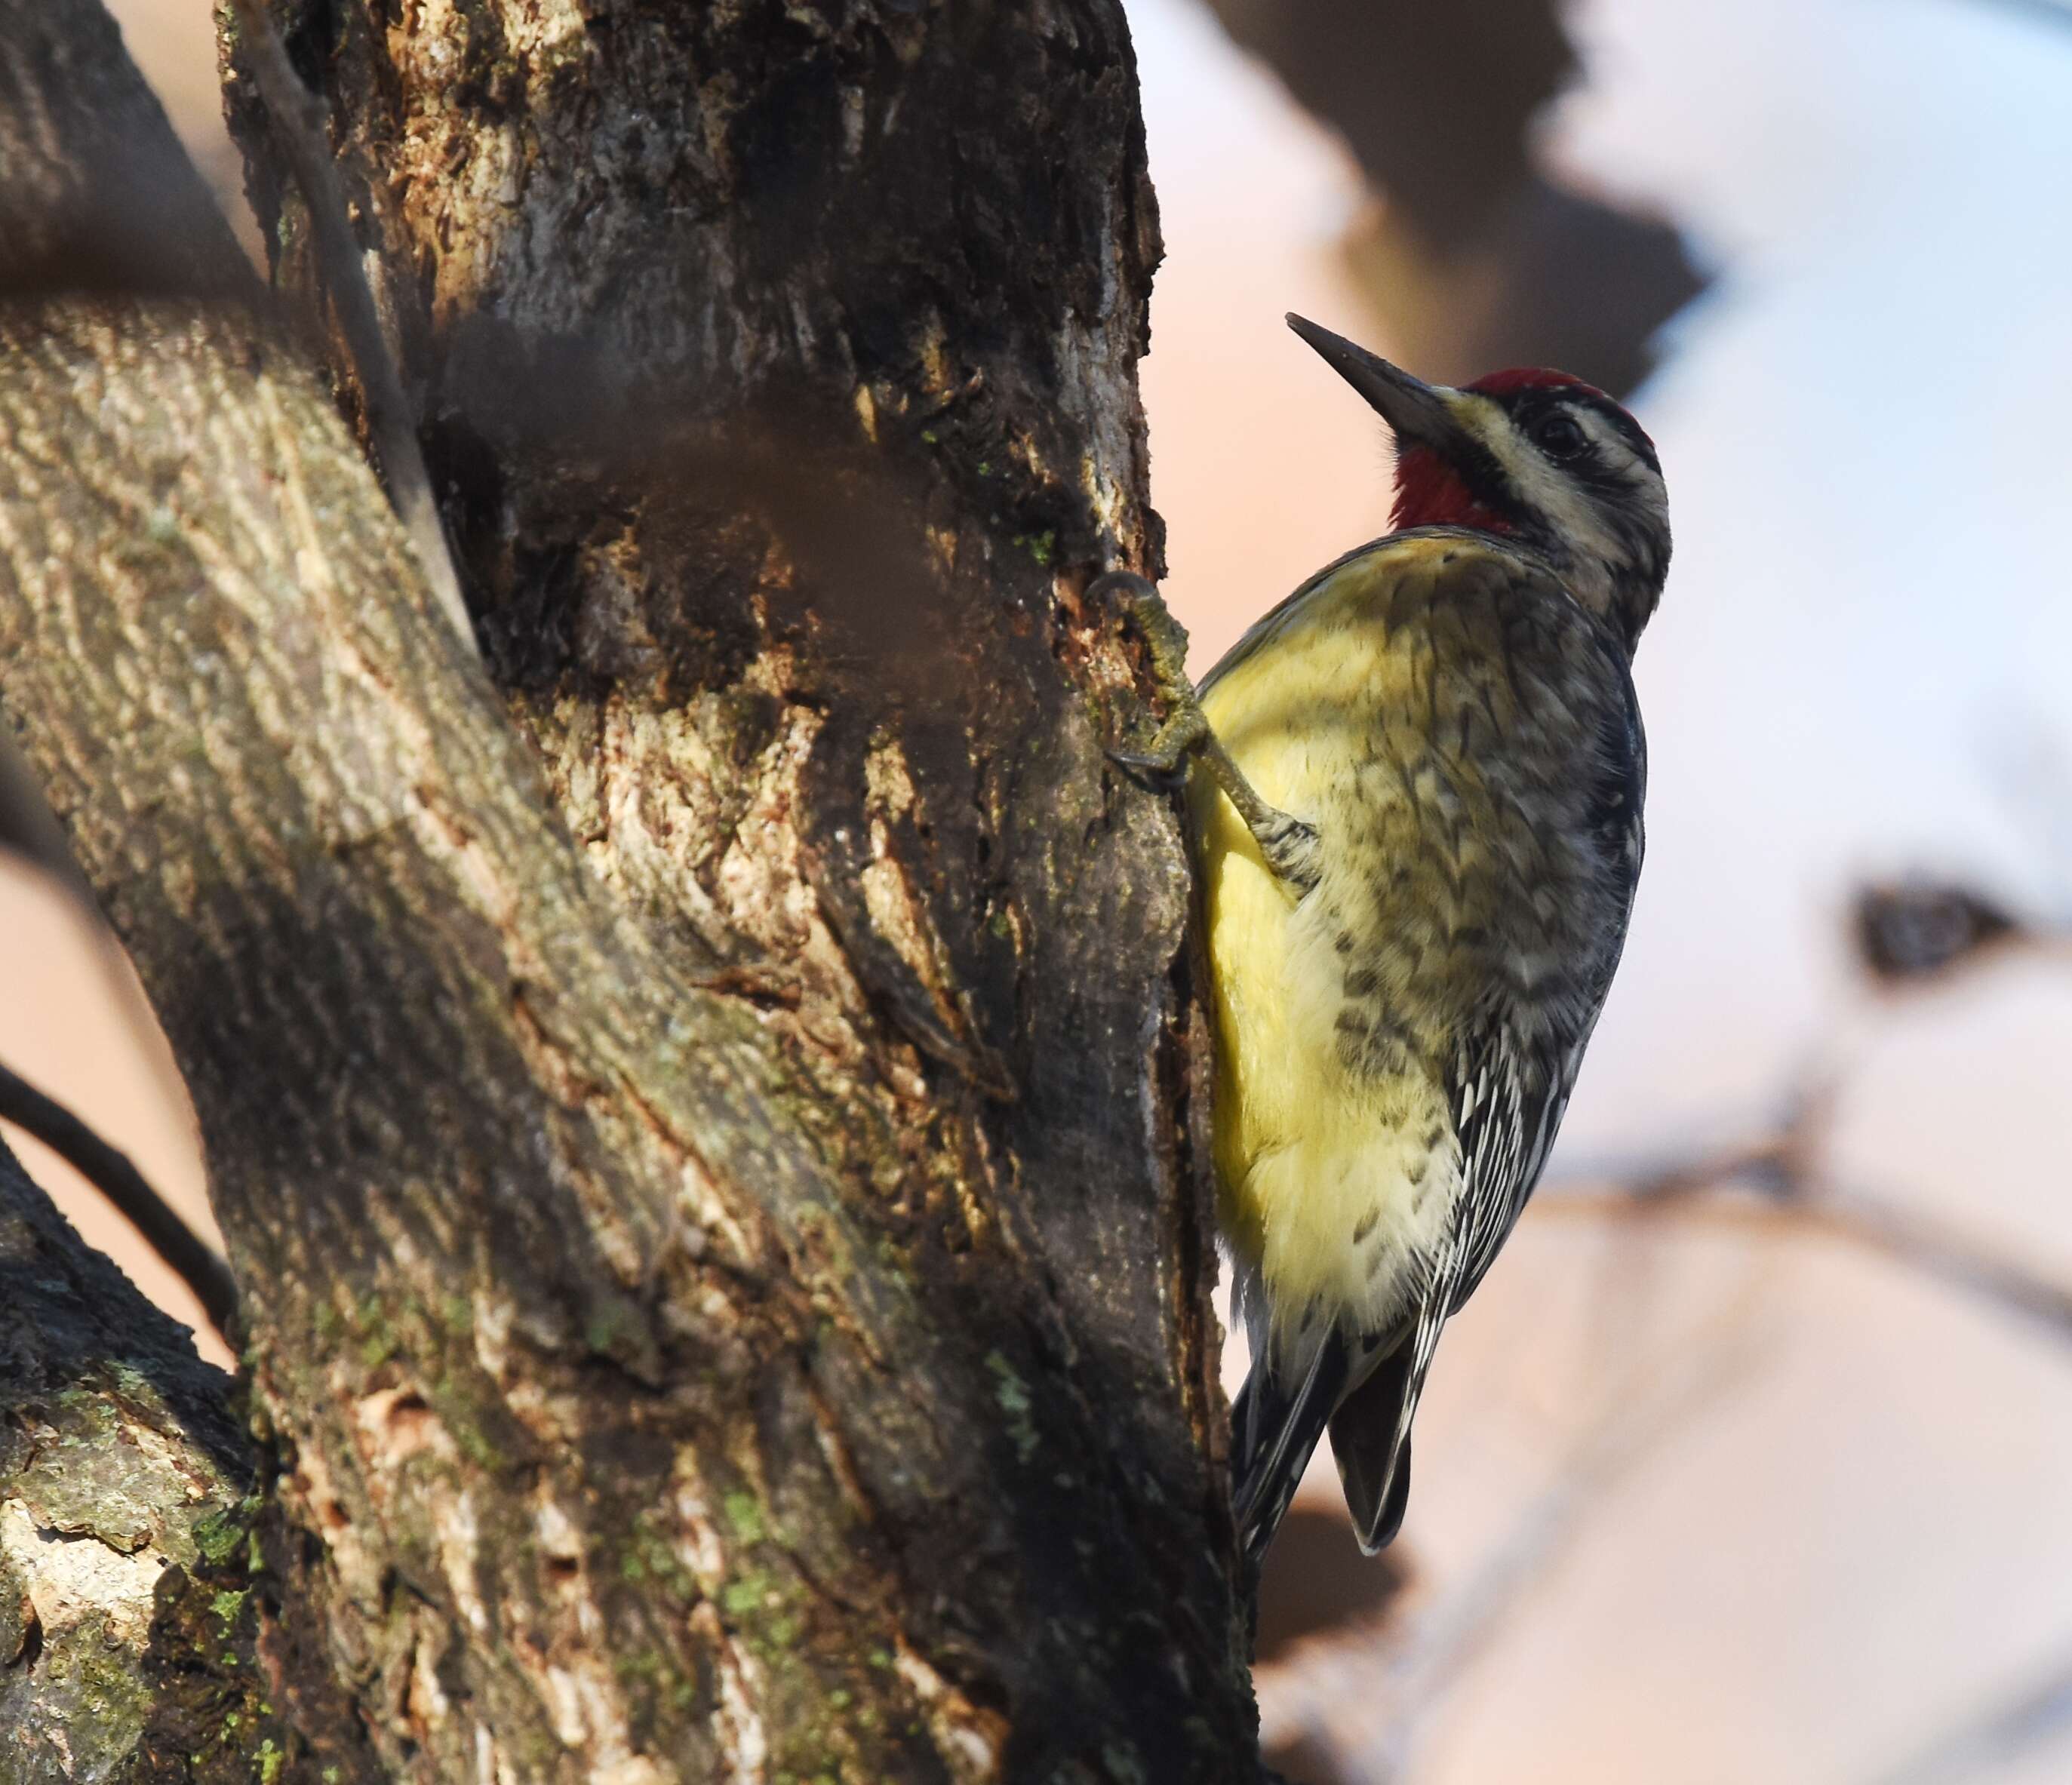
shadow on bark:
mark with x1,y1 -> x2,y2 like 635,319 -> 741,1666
0,0 -> 1261,1775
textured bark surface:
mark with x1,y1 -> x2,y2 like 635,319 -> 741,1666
1,0 -> 1250,1778
0,1140 -> 266,1782
0,0 -> 251,878
0,14 -> 273,1770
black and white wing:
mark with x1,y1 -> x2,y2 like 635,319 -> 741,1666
1324,1021 -> 1544,1552
1448,667 -> 1646,1310
1329,672 -> 1647,1551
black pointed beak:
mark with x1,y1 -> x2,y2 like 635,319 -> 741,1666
1286,315 -> 1471,452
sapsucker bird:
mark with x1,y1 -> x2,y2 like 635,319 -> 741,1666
1108,315 -> 1671,1563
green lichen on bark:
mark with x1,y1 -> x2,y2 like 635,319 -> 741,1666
128,1507 -> 301,1785
0,1137 -> 260,1781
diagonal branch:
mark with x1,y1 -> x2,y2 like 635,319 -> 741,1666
0,1057 -> 238,1339
1540,1178 -> 2072,1347
1869,1643 -> 2072,1785
1256,1300 -> 1762,1781
0,1132 -> 263,1774
221,0 -> 473,654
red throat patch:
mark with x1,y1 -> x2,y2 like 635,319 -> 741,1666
1391,444 -> 1514,534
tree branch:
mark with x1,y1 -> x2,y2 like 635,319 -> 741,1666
7,2 -> 1246,1774
1540,1179 -> 2072,1347
0,1058 -> 238,1341
1257,1302 -> 1761,1781
220,0 -> 474,653
1870,1642 -> 2072,1785
0,1133 -> 263,1779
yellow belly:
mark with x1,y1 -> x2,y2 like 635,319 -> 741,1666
1191,553 -> 1464,1340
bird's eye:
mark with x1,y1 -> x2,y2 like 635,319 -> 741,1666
1532,413 -> 1588,460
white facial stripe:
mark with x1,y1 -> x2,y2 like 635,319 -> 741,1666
1573,406 -> 1641,471
1468,397 -> 1630,594
1456,393 -> 1668,621
1577,408 -> 1673,545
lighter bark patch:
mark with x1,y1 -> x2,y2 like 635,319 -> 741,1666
669,1477 -> 730,1587
860,735 -> 970,1055
281,1436 -> 381,1609
504,0 -> 592,66
693,1599 -> 770,1785
474,1722 -> 515,1785
435,1489 -> 490,1639
0,1498 -> 165,1651
895,1634 -> 1008,1783
533,1493 -> 586,1577
408,1624 -> 454,1724
355,1384 -> 449,1471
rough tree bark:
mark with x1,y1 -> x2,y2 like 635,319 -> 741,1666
0,1 -> 1256,1779
0,1140 -> 256,1782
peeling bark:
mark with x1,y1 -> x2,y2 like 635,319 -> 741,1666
1,0 -> 1251,1778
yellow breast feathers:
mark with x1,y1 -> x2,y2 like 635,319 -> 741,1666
1188,532 -> 1603,1341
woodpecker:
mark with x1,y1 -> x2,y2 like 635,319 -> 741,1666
1109,315 -> 1669,1563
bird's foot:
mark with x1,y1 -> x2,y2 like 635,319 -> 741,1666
1096,570 -> 1203,776
1251,806 -> 1322,892
1096,568 -> 1320,895
1107,708 -> 1207,778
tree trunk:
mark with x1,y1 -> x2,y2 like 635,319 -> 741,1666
1,2 -> 1255,1778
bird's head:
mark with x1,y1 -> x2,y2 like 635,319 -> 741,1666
1288,315 -> 1671,655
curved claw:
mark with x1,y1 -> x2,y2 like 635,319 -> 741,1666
1107,745 -> 1187,781
1108,699 -> 1208,781
1093,568 -> 1194,696
1096,572 -> 1321,893
1087,569 -> 1161,607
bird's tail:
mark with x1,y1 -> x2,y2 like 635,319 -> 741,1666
1231,1331 -> 1351,1565
1327,1340 -> 1418,1553
1328,1284 -> 1456,1553
1234,1314 -> 1435,1562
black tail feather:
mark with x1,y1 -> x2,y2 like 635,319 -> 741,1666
1327,1341 -> 1417,1553
1231,1333 -> 1351,1565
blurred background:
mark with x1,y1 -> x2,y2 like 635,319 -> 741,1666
20,2 -> 2072,1779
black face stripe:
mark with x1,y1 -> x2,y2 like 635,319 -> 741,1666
1451,434 -> 1518,508
1500,386 -> 1662,476
1471,382 -> 1671,653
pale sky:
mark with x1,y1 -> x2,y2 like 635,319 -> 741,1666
1127,0 -> 2072,1777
